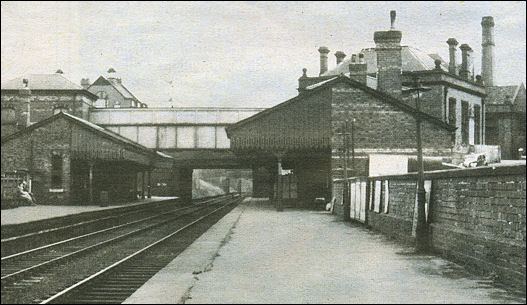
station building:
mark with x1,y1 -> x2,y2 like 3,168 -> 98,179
1,111 -> 171,206
485,83 -> 526,160
227,13 -> 525,208
1,71 -> 98,138
226,13 -> 457,208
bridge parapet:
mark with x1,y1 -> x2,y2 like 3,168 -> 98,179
88,107 -> 265,151
89,107 -> 264,125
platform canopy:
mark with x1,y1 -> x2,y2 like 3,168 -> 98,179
226,89 -> 332,154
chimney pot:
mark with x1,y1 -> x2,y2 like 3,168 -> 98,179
359,53 -> 365,64
335,51 -> 346,65
459,44 -> 473,80
351,54 -> 357,63
446,38 -> 459,74
434,59 -> 442,70
390,10 -> 396,30
302,68 -> 307,77
318,46 -> 330,75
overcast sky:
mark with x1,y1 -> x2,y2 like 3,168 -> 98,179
2,1 -> 525,108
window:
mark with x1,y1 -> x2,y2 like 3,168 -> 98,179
474,105 -> 481,144
95,91 -> 108,108
51,154 -> 63,189
448,98 -> 456,125
461,101 -> 469,144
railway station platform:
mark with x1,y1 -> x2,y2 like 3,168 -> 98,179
1,197 -> 177,226
124,198 -> 525,304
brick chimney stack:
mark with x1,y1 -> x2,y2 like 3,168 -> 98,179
335,51 -> 346,65
349,54 -> 367,85
81,78 -> 90,89
481,16 -> 495,86
459,44 -> 473,80
446,38 -> 458,75
318,46 -> 330,75
374,10 -> 402,98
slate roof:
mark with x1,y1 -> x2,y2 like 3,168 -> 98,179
89,76 -> 141,102
322,46 -> 448,76
1,74 -> 83,90
485,85 -> 519,105
1,112 -> 171,160
227,75 -> 455,135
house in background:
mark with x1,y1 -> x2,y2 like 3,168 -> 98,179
485,83 -> 526,160
300,23 -> 487,157
1,70 -> 98,138
84,68 -> 147,109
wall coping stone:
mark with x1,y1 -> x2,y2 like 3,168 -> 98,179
367,164 -> 526,181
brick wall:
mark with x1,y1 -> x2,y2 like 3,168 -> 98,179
360,165 -> 526,290
330,83 -> 454,179
1,115 -> 151,206
1,118 -> 72,205
1,92 -> 93,137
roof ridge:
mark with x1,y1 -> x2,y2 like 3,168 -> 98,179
227,75 -> 455,134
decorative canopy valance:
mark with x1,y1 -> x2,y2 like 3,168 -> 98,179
230,135 -> 330,152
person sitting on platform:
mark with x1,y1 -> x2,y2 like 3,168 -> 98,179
18,180 -> 37,206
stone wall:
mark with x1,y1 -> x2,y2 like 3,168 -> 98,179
367,179 -> 416,244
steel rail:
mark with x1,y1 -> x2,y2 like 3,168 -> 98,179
39,198 -> 238,304
1,196 -> 229,282
1,200 -> 178,243
1,205 -> 192,261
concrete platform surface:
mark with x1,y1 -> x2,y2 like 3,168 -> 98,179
1,197 -> 177,225
125,198 -> 525,304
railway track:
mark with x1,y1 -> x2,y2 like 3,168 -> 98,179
1,198 -> 185,257
1,195 -> 241,304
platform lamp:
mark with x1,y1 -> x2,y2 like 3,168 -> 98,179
403,75 -> 432,252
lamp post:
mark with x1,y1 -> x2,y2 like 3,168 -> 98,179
404,76 -> 431,252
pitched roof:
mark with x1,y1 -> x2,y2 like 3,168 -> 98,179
322,46 -> 448,76
486,85 -> 520,105
1,74 -> 83,90
227,75 -> 455,135
89,76 -> 141,102
1,112 -> 171,159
